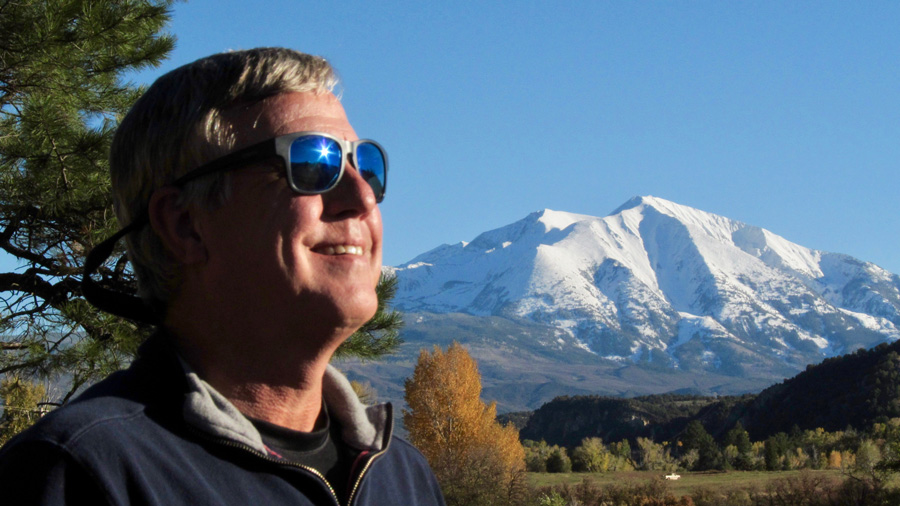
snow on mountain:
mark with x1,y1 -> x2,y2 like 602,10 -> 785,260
392,196 -> 900,375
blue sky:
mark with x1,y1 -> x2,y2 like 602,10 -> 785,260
130,1 -> 900,274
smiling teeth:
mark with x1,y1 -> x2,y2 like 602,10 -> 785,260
322,245 -> 363,256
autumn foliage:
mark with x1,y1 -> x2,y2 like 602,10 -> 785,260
404,343 -> 526,505
0,378 -> 47,446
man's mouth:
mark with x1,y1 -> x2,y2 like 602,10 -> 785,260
318,245 -> 364,256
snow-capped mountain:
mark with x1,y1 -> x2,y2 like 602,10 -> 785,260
391,196 -> 900,377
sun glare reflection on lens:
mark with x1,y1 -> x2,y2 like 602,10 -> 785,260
316,141 -> 335,161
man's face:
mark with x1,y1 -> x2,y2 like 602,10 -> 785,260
194,92 -> 383,340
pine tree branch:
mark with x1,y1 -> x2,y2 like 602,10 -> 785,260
0,298 -> 50,324
0,271 -> 56,300
0,218 -> 61,270
46,135 -> 70,191
0,358 -> 44,376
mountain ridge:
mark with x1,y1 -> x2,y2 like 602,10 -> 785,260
389,196 -> 899,393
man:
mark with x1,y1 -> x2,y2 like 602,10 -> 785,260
0,48 -> 445,505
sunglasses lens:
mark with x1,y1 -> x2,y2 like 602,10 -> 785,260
355,142 -> 387,202
289,136 -> 343,193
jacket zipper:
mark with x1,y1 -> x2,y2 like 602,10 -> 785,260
187,426 -> 343,505
346,404 -> 394,506
346,443 -> 388,505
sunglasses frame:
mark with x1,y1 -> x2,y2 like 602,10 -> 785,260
172,131 -> 388,203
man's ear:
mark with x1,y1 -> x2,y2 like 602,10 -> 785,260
148,187 -> 208,264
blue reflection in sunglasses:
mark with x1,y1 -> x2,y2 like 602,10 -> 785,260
290,137 -> 342,192
355,143 -> 386,199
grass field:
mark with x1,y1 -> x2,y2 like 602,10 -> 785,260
528,470 -> 847,497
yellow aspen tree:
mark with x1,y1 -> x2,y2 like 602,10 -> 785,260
489,420 -> 528,504
828,450 -> 843,470
0,378 -> 47,446
403,342 -> 526,506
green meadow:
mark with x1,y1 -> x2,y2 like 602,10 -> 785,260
529,470 -> 848,497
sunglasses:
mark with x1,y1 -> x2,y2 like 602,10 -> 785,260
82,131 -> 388,323
174,131 -> 388,203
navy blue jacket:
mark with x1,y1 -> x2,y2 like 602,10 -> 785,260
0,336 -> 445,505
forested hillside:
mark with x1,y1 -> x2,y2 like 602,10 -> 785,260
519,338 -> 900,447
722,339 -> 900,440
518,394 -> 725,448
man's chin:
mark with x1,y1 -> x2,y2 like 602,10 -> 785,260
327,299 -> 379,332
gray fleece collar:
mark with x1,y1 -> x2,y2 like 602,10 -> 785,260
181,363 -> 390,455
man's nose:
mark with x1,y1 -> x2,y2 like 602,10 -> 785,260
322,161 -> 378,217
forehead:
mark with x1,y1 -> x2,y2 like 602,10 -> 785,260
225,92 -> 358,147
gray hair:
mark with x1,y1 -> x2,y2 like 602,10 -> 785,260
109,47 -> 338,312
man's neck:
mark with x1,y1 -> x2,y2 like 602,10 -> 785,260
163,315 -> 346,432
214,370 -> 327,432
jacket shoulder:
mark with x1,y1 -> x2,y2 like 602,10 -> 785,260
0,436 -> 110,505
360,436 -> 446,505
